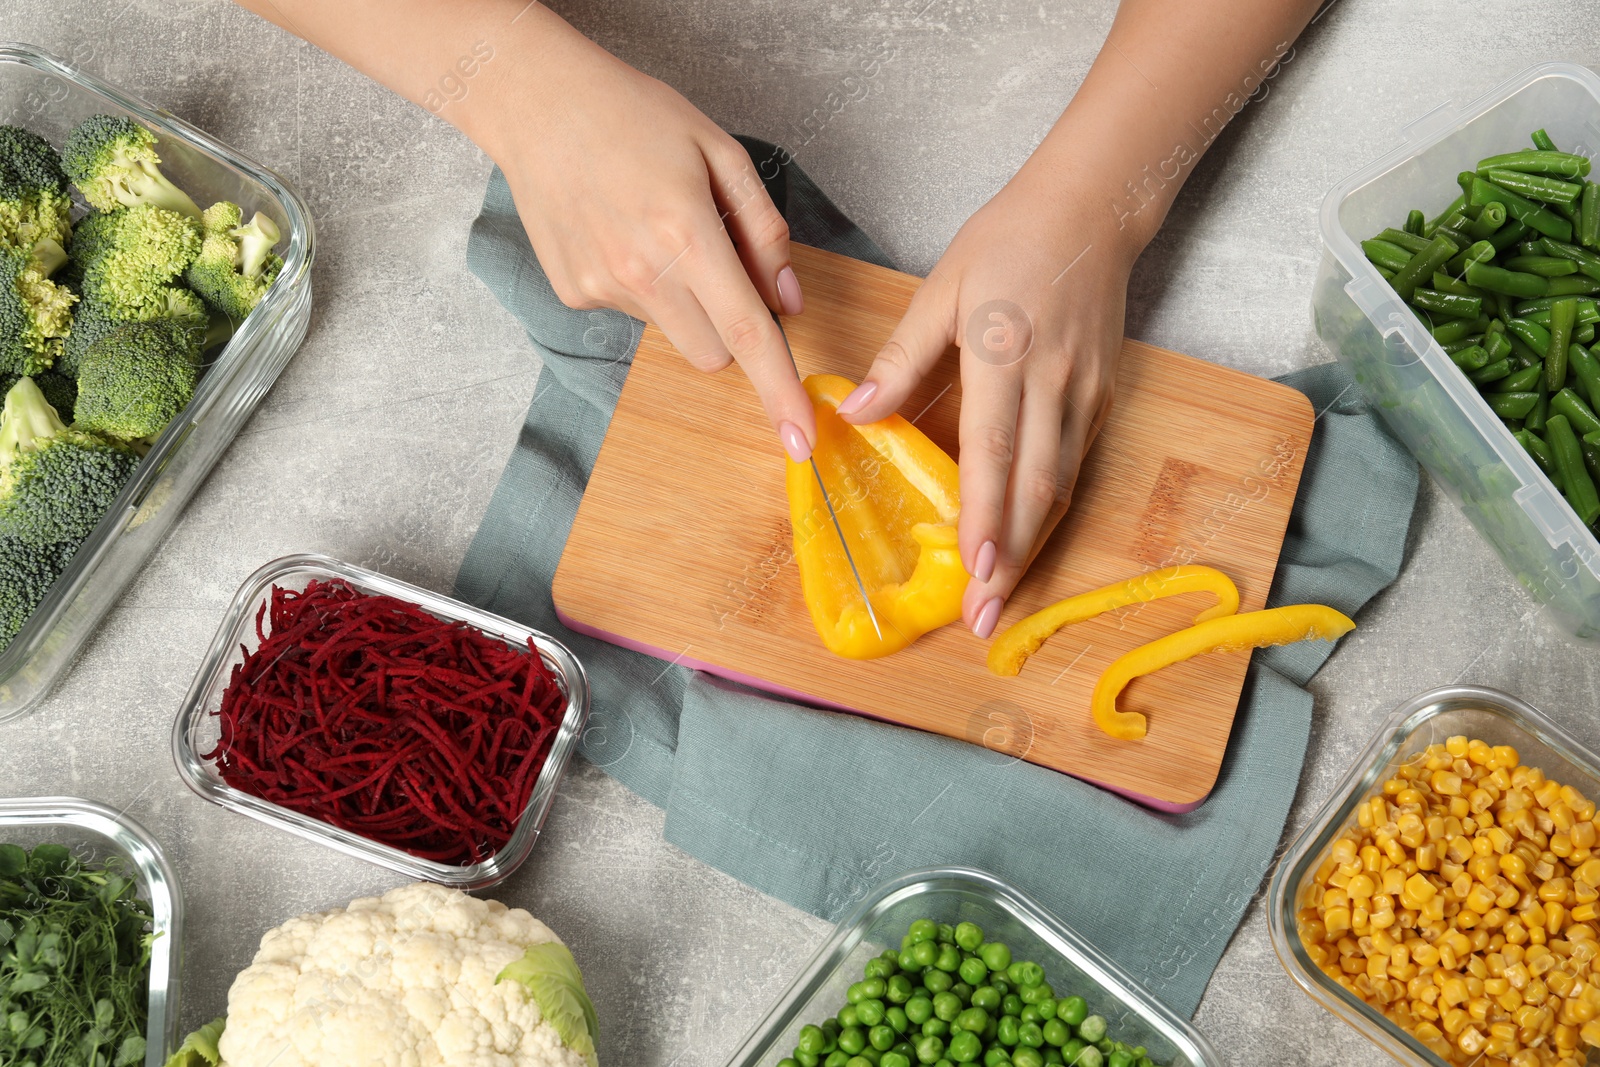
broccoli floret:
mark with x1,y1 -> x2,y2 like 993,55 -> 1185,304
0,241 -> 76,376
74,319 -> 204,440
0,370 -> 75,422
59,205 -> 204,375
62,114 -> 201,218
0,125 -> 71,255
186,201 -> 283,321
0,376 -> 139,546
0,530 -> 75,651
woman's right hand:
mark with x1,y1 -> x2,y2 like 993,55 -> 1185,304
480,8 -> 817,460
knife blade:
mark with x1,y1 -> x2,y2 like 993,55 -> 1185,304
771,310 -> 884,642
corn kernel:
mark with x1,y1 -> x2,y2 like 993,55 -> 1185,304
1574,822 -> 1598,851
1434,770 -> 1465,796
1491,746 -> 1519,770
1447,736 -> 1470,757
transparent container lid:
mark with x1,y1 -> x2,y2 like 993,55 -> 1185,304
723,866 -> 1220,1067
172,553 -> 591,891
0,796 -> 184,1067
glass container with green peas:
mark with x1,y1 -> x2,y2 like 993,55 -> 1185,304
777,918 -> 1169,1067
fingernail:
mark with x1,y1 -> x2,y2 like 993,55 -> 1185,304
973,596 -> 1003,640
973,540 -> 997,583
779,420 -> 812,463
836,380 -> 877,416
776,265 -> 804,316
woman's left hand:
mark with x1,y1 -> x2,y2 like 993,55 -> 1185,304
836,165 -> 1137,638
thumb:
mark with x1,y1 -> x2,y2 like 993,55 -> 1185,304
838,273 -> 957,423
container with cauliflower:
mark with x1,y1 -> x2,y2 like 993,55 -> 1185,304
165,882 -> 598,1067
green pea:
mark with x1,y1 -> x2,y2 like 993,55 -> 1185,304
911,941 -> 939,969
840,1005 -> 861,1029
1042,1019 -> 1069,1047
1020,1006 -> 1040,1025
882,949 -> 904,970
779,1059 -> 800,1067
1034,998 -> 1056,1022
922,1019 -> 950,1039
935,945 -> 962,973
1019,983 -> 1053,1005
865,958 -> 894,981
825,1054 -> 849,1067
858,1000 -> 887,1027
924,970 -> 954,995
954,1007 -> 988,1033
825,1019 -> 843,1038
950,983 -> 974,1006
933,1060 -> 954,1067
909,919 -> 939,944
916,1035 -> 946,1065
1044,1051 -> 1064,1066
1077,1016 -> 1107,1045
1001,994 -> 1023,1017
845,1058 -> 873,1067
848,982 -> 868,1005
1060,1040 -> 1084,1063
871,1026 -> 897,1052
887,976 -> 914,1004
997,1016 -> 1021,1047
954,922 -> 984,952
982,1049 -> 1011,1067
862,979 -> 888,1000
947,1030 -> 982,1064
798,1053 -> 821,1067
799,1025 -> 829,1056
970,986 -> 1001,1012
840,1027 -> 868,1055
1056,997 -> 1087,1028
979,943 -> 1012,972
860,1050 -> 883,1067
957,957 -> 988,986
983,1017 -> 999,1044
1018,1022 -> 1044,1049
880,1056 -> 911,1067
1130,1050 -> 1146,1059
990,977 -> 1010,997
892,1043 -> 915,1062
1013,1049 -> 1044,1067
906,997 -> 934,1025
1106,1052 -> 1132,1067
886,1007 -> 910,1034
1136,1059 -> 1154,1067
1070,1049 -> 1101,1067
1095,1039 -> 1113,1056
932,992 -> 963,1022
937,924 -> 955,945
899,949 -> 920,971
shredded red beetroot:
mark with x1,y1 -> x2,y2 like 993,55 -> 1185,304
204,578 -> 566,865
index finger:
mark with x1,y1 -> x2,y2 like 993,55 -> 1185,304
686,225 -> 817,461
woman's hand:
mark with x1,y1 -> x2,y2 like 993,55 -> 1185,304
837,167 -> 1136,637
483,12 -> 817,458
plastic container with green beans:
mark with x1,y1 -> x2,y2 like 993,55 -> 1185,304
1359,125 -> 1600,552
776,918 -> 1165,1067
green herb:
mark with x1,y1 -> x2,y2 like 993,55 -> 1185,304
0,842 -> 155,1067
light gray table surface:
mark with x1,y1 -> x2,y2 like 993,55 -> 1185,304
4,1 -> 1600,1064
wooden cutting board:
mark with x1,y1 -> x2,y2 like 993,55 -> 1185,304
553,244 -> 1313,810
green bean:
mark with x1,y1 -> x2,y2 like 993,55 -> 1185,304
1483,168 -> 1584,207
1433,271 -> 1486,298
1362,239 -> 1413,273
1413,289 -> 1482,318
1494,365 -> 1543,392
1519,240 -> 1551,258
1379,227 -> 1431,254
1532,129 -> 1559,152
1467,261 -> 1549,298
1580,322 -> 1597,345
1526,389 -> 1550,433
1484,330 -> 1513,362
1469,174 -> 1574,241
1505,255 -> 1579,277
1547,299 -> 1578,393
1536,238 -> 1600,281
1489,392 -> 1540,419
1552,387 -> 1600,437
1517,298 -> 1600,324
1467,201 -> 1508,240
1391,234 -> 1459,301
1404,208 -> 1425,236
1585,183 -> 1600,249
1478,149 -> 1591,178
1442,335 -> 1484,354
1488,218 -> 1532,254
1430,316 -> 1482,345
1516,429 -> 1559,479
1570,344 -> 1600,408
1445,240 -> 1498,277
1546,275 -> 1600,296
1547,414 -> 1600,525
1424,192 -> 1468,238
1583,435 -> 1600,487
1470,358 -> 1513,384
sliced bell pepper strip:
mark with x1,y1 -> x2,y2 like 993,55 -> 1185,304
986,565 -> 1240,677
788,374 -> 965,659
1090,604 -> 1356,741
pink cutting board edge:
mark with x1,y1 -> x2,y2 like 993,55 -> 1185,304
553,605 -> 1206,815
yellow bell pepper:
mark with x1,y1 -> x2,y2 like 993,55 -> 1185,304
788,374 -> 965,659
1091,604 -> 1356,741
987,566 -> 1241,677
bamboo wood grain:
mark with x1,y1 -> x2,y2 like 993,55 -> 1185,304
553,243 -> 1314,807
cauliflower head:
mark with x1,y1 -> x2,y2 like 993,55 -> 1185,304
215,882 -> 598,1067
